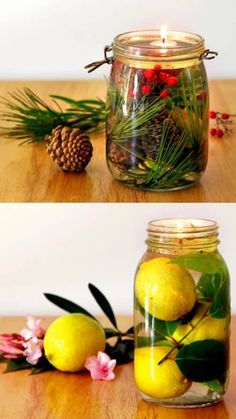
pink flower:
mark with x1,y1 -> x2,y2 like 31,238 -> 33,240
23,338 -> 43,365
0,333 -> 25,359
0,316 -> 45,366
85,351 -> 116,381
20,316 -> 45,341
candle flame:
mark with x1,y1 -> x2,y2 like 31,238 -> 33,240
161,25 -> 168,44
176,220 -> 185,231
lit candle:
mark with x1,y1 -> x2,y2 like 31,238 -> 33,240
175,219 -> 195,239
150,25 -> 177,50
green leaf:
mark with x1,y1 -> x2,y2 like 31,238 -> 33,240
105,339 -> 134,364
30,357 -> 54,375
197,272 -> 230,318
126,326 -> 134,335
104,328 -> 119,338
136,300 -> 180,341
202,380 -> 224,394
175,339 -> 227,382
153,318 -> 181,338
171,252 -> 223,273
44,293 -> 96,320
88,283 -> 118,329
4,358 -> 32,373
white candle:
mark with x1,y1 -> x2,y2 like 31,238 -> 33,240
150,25 -> 177,49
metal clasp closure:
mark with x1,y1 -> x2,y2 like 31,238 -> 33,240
85,45 -> 113,73
200,49 -> 218,60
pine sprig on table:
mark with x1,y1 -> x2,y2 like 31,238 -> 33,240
0,88 -> 106,144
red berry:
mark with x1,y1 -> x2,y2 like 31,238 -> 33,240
141,85 -> 152,95
159,72 -> 169,83
216,128 -> 224,138
209,111 -> 217,119
154,65 -> 162,72
222,113 -> 229,120
160,89 -> 169,99
143,69 -> 157,80
167,76 -> 178,87
210,128 -> 216,136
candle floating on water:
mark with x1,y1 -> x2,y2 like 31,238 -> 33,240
150,25 -> 177,49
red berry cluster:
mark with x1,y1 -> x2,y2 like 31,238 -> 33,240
209,110 -> 234,138
130,65 -> 178,99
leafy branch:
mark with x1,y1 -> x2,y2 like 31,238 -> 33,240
107,91 -> 165,141
44,283 -> 134,364
117,119 -> 197,190
0,88 -> 106,144
157,304 -> 209,365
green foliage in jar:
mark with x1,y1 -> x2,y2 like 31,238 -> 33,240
135,251 -> 230,394
106,61 -> 208,191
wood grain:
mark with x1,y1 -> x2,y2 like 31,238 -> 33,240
0,80 -> 235,202
0,315 -> 235,419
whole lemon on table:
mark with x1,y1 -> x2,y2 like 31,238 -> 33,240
173,303 -> 228,344
135,257 -> 197,321
44,313 -> 106,372
135,346 -> 191,399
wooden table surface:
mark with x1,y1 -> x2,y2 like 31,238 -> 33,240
0,80 -> 235,203
0,315 -> 235,419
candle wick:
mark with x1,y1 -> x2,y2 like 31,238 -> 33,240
162,37 -> 166,44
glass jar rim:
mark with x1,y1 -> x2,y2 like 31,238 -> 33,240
147,218 -> 218,236
113,29 -> 205,62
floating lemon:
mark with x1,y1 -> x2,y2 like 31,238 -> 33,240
135,346 -> 191,399
135,257 -> 197,321
173,304 -> 228,344
44,313 -> 106,372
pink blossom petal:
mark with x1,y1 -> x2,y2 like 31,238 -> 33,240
85,351 -> 116,381
84,356 -> 98,370
0,343 -> 24,355
37,328 -> 45,339
20,316 -> 45,340
23,340 -> 43,365
4,354 -> 22,359
107,359 -> 117,371
102,371 -> 115,381
97,351 -> 111,367
26,316 -> 39,331
20,328 -> 33,341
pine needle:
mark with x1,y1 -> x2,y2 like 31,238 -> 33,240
115,119 -> 197,190
107,90 -> 165,141
0,88 -> 106,144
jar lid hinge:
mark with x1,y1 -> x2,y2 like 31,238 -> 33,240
200,49 -> 218,60
85,45 -> 113,73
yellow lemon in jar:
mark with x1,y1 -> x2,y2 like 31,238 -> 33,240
173,304 -> 229,344
44,313 -> 106,372
135,257 -> 197,321
135,346 -> 191,399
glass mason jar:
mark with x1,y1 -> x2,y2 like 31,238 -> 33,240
106,30 -> 213,191
134,218 -> 230,407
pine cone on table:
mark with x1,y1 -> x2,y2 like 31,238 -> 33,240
46,126 -> 93,172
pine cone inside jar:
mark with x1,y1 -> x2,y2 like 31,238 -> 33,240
46,126 -> 93,172
141,113 -> 182,161
108,142 -> 127,166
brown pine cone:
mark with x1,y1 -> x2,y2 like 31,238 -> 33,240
108,142 -> 127,165
46,126 -> 93,172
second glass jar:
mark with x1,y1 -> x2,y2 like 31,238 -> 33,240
134,218 -> 230,407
